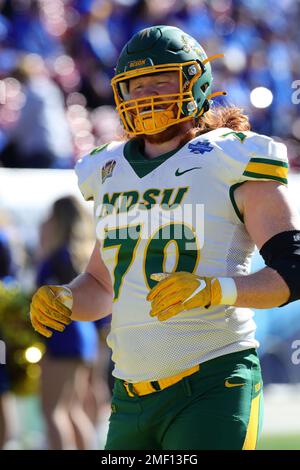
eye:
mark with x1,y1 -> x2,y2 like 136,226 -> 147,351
129,82 -> 142,93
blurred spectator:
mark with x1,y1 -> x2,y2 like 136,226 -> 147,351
0,363 -> 19,450
36,196 -> 107,450
0,232 -> 13,281
5,0 -> 62,57
1,54 -> 73,168
90,105 -> 122,144
0,211 -> 20,449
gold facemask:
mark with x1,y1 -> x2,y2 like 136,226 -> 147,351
111,57 -> 225,136
111,62 -> 203,136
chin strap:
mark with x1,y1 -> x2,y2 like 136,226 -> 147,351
202,53 -> 224,65
201,53 -> 227,116
207,91 -> 227,100
199,90 -> 227,117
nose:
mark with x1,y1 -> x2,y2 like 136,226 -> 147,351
135,87 -> 159,113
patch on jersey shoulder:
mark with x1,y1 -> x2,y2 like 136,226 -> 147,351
90,143 -> 109,156
102,159 -> 116,183
188,139 -> 214,154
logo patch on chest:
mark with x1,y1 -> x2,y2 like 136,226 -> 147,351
101,160 -> 116,183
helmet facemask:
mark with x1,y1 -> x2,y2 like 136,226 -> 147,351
111,61 -> 205,136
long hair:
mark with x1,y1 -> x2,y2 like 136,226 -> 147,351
40,196 -> 94,273
197,105 -> 250,133
179,105 -> 251,145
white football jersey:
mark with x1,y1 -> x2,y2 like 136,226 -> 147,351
75,127 -> 288,382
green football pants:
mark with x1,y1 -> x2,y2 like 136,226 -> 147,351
105,348 -> 263,450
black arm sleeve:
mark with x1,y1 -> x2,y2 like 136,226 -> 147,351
259,230 -> 300,306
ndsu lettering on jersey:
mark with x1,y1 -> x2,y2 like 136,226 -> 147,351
97,187 -> 189,218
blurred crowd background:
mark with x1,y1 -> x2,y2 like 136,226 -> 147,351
0,0 -> 300,450
1,0 -> 300,168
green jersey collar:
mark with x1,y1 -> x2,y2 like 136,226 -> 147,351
123,138 -> 186,178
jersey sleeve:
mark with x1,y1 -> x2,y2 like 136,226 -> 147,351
74,153 -> 97,201
219,131 -> 289,186
74,144 -> 111,201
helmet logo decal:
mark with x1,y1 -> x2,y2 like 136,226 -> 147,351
128,59 -> 147,68
181,35 -> 206,61
182,35 -> 192,53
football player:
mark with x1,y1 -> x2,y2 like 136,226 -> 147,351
30,25 -> 300,450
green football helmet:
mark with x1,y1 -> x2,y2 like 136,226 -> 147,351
111,25 -> 224,136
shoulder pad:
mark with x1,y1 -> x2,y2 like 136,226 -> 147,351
216,130 -> 288,185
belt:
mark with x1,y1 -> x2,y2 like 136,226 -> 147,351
123,364 -> 200,397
